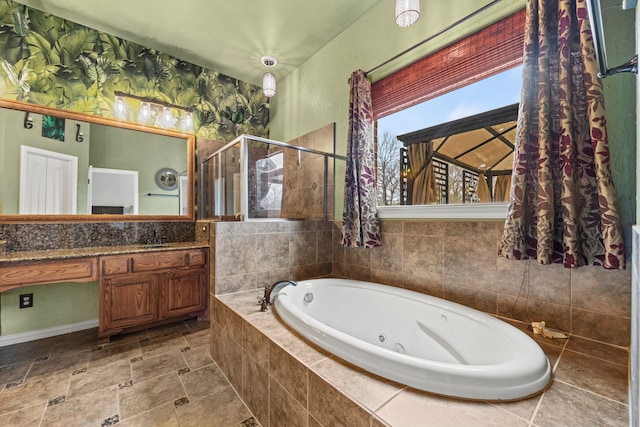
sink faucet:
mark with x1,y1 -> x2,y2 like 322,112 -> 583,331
258,280 -> 297,312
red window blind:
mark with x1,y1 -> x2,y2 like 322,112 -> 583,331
372,9 -> 526,120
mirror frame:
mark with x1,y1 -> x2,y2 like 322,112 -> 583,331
0,99 -> 195,223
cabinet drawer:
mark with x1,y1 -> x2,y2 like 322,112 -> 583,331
132,251 -> 188,272
187,250 -> 207,267
101,255 -> 131,276
0,257 -> 98,292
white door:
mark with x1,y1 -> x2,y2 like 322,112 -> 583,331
19,145 -> 78,214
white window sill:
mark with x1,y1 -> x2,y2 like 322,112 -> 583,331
376,203 -> 508,220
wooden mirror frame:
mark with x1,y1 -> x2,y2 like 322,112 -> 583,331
0,99 -> 195,223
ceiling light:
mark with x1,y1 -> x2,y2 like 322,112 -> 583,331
261,56 -> 278,98
395,0 -> 420,27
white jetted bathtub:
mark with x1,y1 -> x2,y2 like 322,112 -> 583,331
273,278 -> 552,401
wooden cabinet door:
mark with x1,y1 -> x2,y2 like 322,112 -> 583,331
160,269 -> 206,318
101,273 -> 159,330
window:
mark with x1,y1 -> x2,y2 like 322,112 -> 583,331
372,10 -> 525,218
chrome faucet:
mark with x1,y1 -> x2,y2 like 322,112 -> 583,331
259,280 -> 297,312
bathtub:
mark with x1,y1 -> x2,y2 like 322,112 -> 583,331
273,278 -> 552,401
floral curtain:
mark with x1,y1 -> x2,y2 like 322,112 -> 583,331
499,0 -> 625,269
407,142 -> 440,205
341,70 -> 382,248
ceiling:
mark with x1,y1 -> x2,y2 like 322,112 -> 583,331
12,0 -> 383,86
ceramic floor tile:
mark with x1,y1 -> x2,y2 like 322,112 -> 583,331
50,328 -> 101,356
565,336 -> 629,366
174,386 -> 252,427
0,402 -> 46,426
0,339 -> 55,367
0,373 -> 70,414
147,322 -> 191,340
180,364 -> 230,400
533,380 -> 628,426
89,340 -> 142,368
141,334 -> 191,359
117,402 -> 181,427
555,349 -> 628,403
40,384 -> 118,427
0,360 -> 32,386
67,358 -> 130,399
181,346 -> 215,370
131,352 -> 188,383
184,328 -> 211,348
118,372 -> 187,420
25,349 -> 90,383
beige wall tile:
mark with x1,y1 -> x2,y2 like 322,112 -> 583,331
242,353 -> 269,424
270,376 -> 309,427
403,235 -> 443,282
572,308 -> 630,347
242,323 -> 270,370
257,233 -> 290,272
308,370 -> 371,426
444,236 -> 498,291
571,266 -> 631,317
290,232 -> 318,266
215,273 -> 257,294
527,262 -> 571,305
497,294 -> 571,333
370,232 -> 403,273
215,234 -> 256,277
269,341 -> 308,406
443,284 -> 497,314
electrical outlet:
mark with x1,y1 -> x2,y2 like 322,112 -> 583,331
19,293 -> 33,309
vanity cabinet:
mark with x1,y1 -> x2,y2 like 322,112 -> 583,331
98,248 -> 208,342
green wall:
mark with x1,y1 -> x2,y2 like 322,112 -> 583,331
1,282 -> 99,335
270,0 -> 636,225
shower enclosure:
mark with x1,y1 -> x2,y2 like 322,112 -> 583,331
199,135 -> 337,220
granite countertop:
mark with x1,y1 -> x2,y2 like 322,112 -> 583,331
0,241 -> 209,263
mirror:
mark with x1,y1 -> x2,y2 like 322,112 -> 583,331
0,99 -> 195,222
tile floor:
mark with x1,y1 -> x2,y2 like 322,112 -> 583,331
0,310 -> 631,427
0,319 -> 258,426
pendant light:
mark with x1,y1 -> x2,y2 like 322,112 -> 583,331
261,56 -> 277,98
395,0 -> 420,27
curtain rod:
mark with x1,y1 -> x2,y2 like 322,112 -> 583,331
365,0 -> 503,76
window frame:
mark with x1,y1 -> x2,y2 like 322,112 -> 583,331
372,9 -> 525,220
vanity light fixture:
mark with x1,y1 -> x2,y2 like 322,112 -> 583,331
182,111 -> 193,132
23,111 -> 33,129
138,102 -> 151,123
114,95 -> 127,119
75,123 -> 84,142
113,91 -> 194,131
261,56 -> 277,98
395,0 -> 420,27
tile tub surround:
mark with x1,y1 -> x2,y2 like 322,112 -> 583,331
0,221 -> 196,252
208,220 -> 333,295
332,220 -> 632,347
212,290 -> 629,427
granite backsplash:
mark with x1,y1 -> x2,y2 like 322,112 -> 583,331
0,222 -> 196,252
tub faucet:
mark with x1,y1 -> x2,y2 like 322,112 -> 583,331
259,280 -> 297,312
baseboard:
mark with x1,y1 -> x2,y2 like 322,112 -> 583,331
0,319 -> 99,347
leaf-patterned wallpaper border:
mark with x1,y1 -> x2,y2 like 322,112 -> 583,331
0,0 -> 269,141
